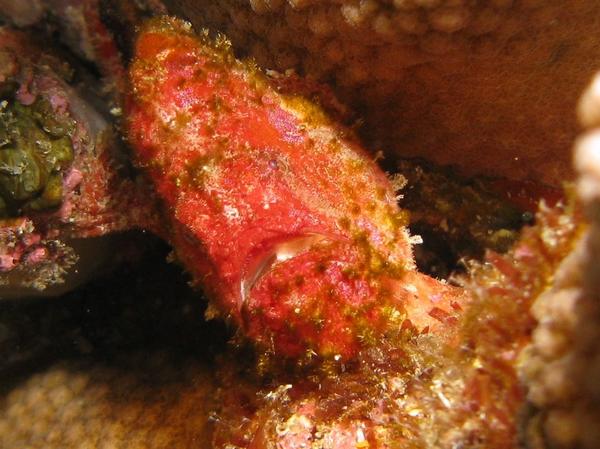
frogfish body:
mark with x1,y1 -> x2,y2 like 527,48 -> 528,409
126,17 -> 466,359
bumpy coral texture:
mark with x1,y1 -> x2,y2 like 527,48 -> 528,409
520,73 -> 600,449
164,0 -> 600,186
0,357 -> 215,449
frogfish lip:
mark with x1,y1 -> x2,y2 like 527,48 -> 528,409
240,233 -> 332,306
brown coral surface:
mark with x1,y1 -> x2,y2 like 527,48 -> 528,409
0,357 -> 215,449
164,0 -> 600,186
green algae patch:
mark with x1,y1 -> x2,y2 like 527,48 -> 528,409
0,98 -> 74,217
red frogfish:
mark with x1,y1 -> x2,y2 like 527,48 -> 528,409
125,17 -> 467,360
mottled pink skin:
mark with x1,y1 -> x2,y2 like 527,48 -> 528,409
126,17 -> 468,359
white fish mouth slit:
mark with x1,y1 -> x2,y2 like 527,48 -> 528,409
240,233 -> 331,306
